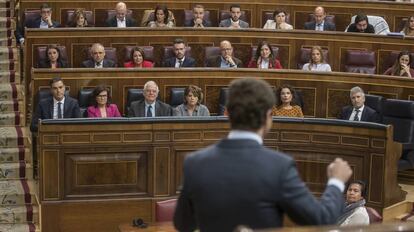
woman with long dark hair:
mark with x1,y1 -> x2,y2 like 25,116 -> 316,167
384,51 -> 414,78
247,41 -> 282,69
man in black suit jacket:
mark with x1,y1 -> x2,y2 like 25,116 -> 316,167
340,86 -> 379,122
81,43 -> 116,68
174,78 -> 353,232
128,81 -> 172,117
304,6 -> 335,31
162,38 -> 196,68
105,2 -> 137,27
31,77 -> 81,132
184,5 -> 212,28
15,3 -> 60,45
206,40 -> 243,68
346,14 -> 375,34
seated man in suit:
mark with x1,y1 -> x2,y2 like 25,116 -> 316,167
346,14 -> 375,33
106,2 -> 137,27
174,78 -> 353,231
162,38 -> 196,68
219,4 -> 249,28
184,4 -> 212,28
81,43 -> 116,68
340,86 -> 379,122
206,40 -> 243,68
31,77 -> 81,132
15,3 -> 60,45
128,80 -> 173,117
304,6 -> 335,31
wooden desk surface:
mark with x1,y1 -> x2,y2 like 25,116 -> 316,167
118,222 -> 175,232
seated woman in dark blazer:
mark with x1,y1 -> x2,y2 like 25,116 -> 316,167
68,9 -> 88,27
124,47 -> 153,68
272,84 -> 304,117
87,85 -> 121,118
38,44 -> 67,68
247,41 -> 282,69
384,51 -> 414,78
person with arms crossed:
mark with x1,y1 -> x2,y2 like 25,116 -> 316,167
174,78 -> 353,232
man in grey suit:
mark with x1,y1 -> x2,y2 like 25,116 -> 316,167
174,78 -> 353,232
219,4 -> 249,28
304,6 -> 336,31
81,43 -> 116,68
128,80 -> 172,117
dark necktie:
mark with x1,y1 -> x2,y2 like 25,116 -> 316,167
353,109 -> 360,121
178,59 -> 183,68
57,102 -> 62,119
96,62 -> 102,67
147,105 -> 153,117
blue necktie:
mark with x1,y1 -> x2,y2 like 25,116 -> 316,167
147,105 -> 153,117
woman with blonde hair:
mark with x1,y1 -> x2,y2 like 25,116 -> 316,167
302,46 -> 331,72
68,9 -> 88,27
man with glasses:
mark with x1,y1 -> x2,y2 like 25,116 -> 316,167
206,40 -> 243,68
81,43 -> 116,68
128,81 -> 173,117
15,3 -> 60,45
106,2 -> 137,27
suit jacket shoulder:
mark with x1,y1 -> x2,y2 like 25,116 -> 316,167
206,56 -> 221,67
340,105 -> 353,120
324,22 -> 336,31
155,100 -> 172,116
304,21 -> 315,30
362,105 -> 379,123
103,59 -> 116,67
81,60 -> 94,68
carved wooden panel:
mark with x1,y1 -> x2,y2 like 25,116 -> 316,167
42,149 -> 60,200
154,147 -> 170,196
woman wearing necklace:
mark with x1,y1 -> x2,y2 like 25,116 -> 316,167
272,85 -> 304,117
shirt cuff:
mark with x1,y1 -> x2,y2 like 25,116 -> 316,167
19,38 -> 25,44
327,178 -> 345,192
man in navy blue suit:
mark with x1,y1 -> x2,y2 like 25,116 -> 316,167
174,78 -> 353,232
15,3 -> 60,45
161,38 -> 196,68
340,86 -> 380,123
304,6 -> 336,31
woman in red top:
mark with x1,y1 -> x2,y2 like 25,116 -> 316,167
247,41 -> 282,69
383,51 -> 414,78
124,47 -> 153,68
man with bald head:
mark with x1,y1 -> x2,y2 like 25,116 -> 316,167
304,6 -> 335,31
206,40 -> 243,68
81,43 -> 116,68
128,81 -> 173,117
106,2 -> 137,27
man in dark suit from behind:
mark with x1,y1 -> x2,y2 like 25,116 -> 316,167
304,6 -> 336,31
31,77 -> 81,132
106,2 -> 137,27
340,86 -> 380,122
184,4 -> 212,28
15,3 -> 60,45
206,40 -> 243,68
162,38 -> 196,68
128,80 -> 173,117
81,43 -> 116,68
174,78 -> 353,232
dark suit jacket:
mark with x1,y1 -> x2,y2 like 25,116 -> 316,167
30,96 -> 81,132
346,23 -> 375,33
81,59 -> 116,68
206,55 -> 243,68
105,16 -> 137,27
339,105 -> 379,123
127,99 -> 172,117
184,19 -> 212,27
174,139 -> 345,231
162,57 -> 196,68
15,17 -> 60,42
38,60 -> 68,68
304,21 -> 336,31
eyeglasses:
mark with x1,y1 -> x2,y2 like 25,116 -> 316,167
97,95 -> 108,98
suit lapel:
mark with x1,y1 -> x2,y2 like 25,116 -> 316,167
360,108 -> 367,121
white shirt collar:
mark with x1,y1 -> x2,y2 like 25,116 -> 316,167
228,130 -> 263,145
53,96 -> 65,105
117,17 -> 126,27
354,104 -> 365,112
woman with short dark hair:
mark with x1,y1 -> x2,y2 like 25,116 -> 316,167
173,85 -> 210,116
38,44 -> 67,68
337,180 -> 370,226
263,10 -> 293,30
272,85 -> 304,117
124,47 -> 153,68
147,5 -> 175,28
87,85 -> 121,118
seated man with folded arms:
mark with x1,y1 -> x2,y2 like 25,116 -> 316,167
346,14 -> 375,34
162,38 -> 196,68
128,81 -> 173,117
106,2 -> 137,27
206,40 -> 243,68
304,6 -> 335,31
339,86 -> 379,123
184,4 -> 212,28
15,3 -> 60,45
81,43 -> 116,68
219,4 -> 249,29
31,77 -> 80,132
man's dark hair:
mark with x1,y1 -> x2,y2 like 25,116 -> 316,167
354,14 -> 368,24
229,4 -> 241,11
227,78 -> 275,131
347,180 -> 367,199
173,38 -> 185,45
49,76 -> 63,86
40,3 -> 52,11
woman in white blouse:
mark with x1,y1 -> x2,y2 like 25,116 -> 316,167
337,180 -> 370,226
302,46 -> 332,72
263,10 -> 293,30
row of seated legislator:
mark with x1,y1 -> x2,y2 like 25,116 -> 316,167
36,41 -> 414,77
31,77 -> 414,170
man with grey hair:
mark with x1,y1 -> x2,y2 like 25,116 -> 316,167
81,43 -> 116,68
106,2 -> 137,27
339,86 -> 379,122
128,81 -> 173,117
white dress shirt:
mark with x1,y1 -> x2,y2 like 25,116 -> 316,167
260,59 -> 270,69
302,63 -> 332,72
53,97 -> 65,119
94,61 -> 104,68
348,105 -> 365,121
40,19 -> 49,28
117,17 -> 126,27
316,21 -> 325,31
175,57 -> 186,68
